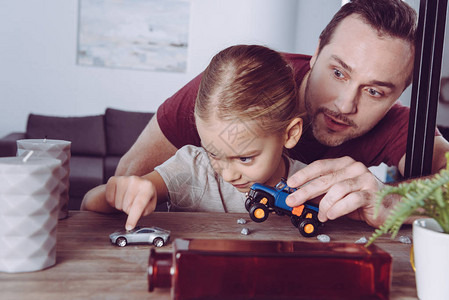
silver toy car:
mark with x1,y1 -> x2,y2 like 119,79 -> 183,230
109,226 -> 170,247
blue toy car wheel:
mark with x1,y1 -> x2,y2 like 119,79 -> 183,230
255,192 -> 273,208
245,197 -> 253,212
249,203 -> 269,223
298,219 -> 319,237
291,216 -> 300,227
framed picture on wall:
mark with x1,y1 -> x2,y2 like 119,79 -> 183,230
77,0 -> 190,72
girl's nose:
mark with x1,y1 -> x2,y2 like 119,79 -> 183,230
221,164 -> 241,183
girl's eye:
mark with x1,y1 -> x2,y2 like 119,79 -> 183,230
208,152 -> 218,159
239,157 -> 253,163
333,68 -> 344,79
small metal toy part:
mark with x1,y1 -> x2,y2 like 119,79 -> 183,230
109,226 -> 170,247
240,228 -> 250,235
237,218 -> 247,224
355,236 -> 368,244
245,178 -> 323,237
398,236 -> 412,244
317,234 -> 330,243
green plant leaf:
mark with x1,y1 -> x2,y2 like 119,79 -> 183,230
366,155 -> 449,246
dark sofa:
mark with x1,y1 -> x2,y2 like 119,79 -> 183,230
0,108 -> 154,210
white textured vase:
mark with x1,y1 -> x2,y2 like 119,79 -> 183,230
413,218 -> 449,300
0,157 -> 61,273
17,139 -> 71,219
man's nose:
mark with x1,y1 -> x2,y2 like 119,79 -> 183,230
334,86 -> 358,114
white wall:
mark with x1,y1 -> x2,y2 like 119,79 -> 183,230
1,0 -> 343,138
1,0 -> 190,137
436,3 -> 449,127
3,0 -> 446,139
295,0 -> 342,56
187,0 -> 298,75
398,0 -> 449,127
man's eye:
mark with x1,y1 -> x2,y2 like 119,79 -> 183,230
333,69 -> 344,79
239,157 -> 253,163
367,88 -> 382,97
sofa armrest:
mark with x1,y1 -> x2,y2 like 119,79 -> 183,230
0,132 -> 26,157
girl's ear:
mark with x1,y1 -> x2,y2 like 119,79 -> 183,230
284,118 -> 303,149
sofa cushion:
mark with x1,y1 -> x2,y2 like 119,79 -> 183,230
104,156 -> 121,182
0,132 -> 26,157
26,114 -> 107,156
69,156 -> 104,209
105,108 -> 154,156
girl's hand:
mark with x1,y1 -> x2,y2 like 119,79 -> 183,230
105,176 -> 158,230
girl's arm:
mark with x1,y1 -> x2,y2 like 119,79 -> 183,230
80,171 -> 169,230
80,184 -> 115,213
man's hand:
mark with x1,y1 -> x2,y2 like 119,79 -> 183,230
105,176 -> 158,231
286,156 -> 389,228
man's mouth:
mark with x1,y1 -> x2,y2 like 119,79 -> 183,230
323,113 -> 351,132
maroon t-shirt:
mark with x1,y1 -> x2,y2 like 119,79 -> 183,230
157,53 -> 410,168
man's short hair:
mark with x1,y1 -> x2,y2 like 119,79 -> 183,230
318,0 -> 417,54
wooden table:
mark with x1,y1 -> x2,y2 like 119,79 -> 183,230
0,211 -> 417,299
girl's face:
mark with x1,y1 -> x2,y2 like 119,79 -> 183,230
196,115 -> 287,193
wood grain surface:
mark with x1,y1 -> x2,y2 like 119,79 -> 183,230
0,211 -> 417,299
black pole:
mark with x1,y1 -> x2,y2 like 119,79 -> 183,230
404,0 -> 448,178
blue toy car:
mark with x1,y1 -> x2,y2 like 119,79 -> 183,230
245,178 -> 323,237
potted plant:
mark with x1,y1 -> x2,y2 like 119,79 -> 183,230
366,153 -> 449,300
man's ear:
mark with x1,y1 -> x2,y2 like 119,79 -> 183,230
310,41 -> 320,68
284,118 -> 303,149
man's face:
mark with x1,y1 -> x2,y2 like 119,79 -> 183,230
305,15 -> 414,147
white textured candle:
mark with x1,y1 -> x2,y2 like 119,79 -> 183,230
0,157 -> 61,273
17,139 -> 71,219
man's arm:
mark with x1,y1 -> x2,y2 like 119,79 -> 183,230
115,113 -> 178,176
286,135 -> 449,228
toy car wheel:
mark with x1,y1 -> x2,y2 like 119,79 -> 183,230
255,193 -> 272,207
291,216 -> 299,227
249,203 -> 269,223
298,219 -> 319,237
153,237 -> 165,247
116,237 -> 127,247
245,197 -> 254,212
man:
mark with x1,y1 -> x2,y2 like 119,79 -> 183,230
114,0 -> 449,227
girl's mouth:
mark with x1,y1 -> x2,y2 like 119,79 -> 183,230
232,183 -> 249,189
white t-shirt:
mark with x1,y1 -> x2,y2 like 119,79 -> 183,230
155,145 -> 307,213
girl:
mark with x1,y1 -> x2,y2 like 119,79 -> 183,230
81,45 -> 306,230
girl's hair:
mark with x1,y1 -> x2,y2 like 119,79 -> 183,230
194,44 -> 301,135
